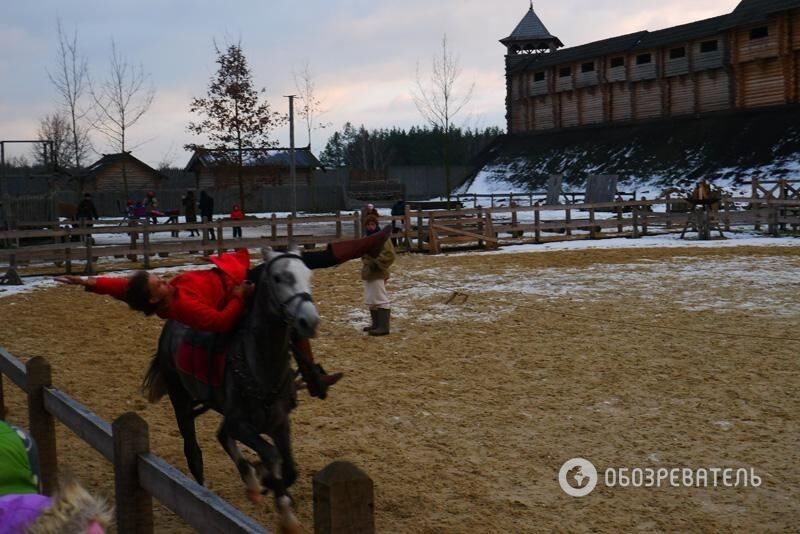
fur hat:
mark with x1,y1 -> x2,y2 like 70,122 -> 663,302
364,214 -> 379,227
26,476 -> 113,533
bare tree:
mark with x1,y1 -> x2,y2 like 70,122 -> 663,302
293,62 -> 330,149
92,38 -> 155,199
187,40 -> 283,210
33,113 -> 72,168
412,34 -> 474,203
47,19 -> 93,180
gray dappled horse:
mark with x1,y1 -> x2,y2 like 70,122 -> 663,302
143,245 -> 318,532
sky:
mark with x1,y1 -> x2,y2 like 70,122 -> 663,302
1,0 -> 741,169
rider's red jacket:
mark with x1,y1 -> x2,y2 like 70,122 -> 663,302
90,249 -> 251,333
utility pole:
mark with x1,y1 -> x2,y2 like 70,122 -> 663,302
285,95 -> 297,216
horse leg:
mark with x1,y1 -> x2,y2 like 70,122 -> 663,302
167,384 -> 205,484
221,419 -> 301,533
216,422 -> 263,504
270,419 -> 297,488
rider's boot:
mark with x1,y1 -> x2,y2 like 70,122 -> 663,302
293,338 -> 343,399
331,225 -> 391,262
302,226 -> 391,269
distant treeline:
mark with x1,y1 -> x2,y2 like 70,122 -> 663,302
319,123 -> 503,169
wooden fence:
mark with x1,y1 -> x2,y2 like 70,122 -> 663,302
0,347 -> 375,533
403,196 -> 800,254
0,211 -> 366,276
2,197 -> 800,274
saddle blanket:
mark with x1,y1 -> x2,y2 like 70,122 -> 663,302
176,339 -> 227,386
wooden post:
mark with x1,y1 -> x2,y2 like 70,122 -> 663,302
313,461 -> 374,534
403,204 -> 411,249
768,205 -> 779,236
752,178 -> 761,231
476,206 -> 484,247
128,220 -> 138,262
616,205 -> 623,234
484,210 -> 496,248
723,199 -> 731,231
112,412 -> 154,534
271,213 -> 278,241
287,214 -> 294,243
335,211 -> 342,239
216,220 -> 224,254
473,193 -> 478,208
26,357 -> 58,496
416,211 -> 424,251
641,206 -> 648,236
142,217 -> 151,269
565,208 -> 572,236
65,239 -> 72,274
353,212 -> 361,240
534,209 -> 541,243
83,219 -> 95,276
588,208 -> 598,239
510,207 -> 519,238
428,212 -> 439,254
632,207 -> 640,238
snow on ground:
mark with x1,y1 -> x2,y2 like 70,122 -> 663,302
454,161 -> 771,202
391,254 -> 800,319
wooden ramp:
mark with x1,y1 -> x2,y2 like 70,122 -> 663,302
427,210 -> 498,254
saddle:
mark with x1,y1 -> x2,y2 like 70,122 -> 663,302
176,330 -> 228,387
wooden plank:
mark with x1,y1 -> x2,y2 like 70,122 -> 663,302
139,453 -> 268,533
43,387 -> 113,461
430,224 -> 499,243
0,347 -> 27,389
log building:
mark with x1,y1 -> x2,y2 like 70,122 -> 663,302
184,147 -> 323,190
504,0 -> 800,133
80,152 -> 166,193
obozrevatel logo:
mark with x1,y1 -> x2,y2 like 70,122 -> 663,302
559,458 -> 598,497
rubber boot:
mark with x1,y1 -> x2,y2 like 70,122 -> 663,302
293,338 -> 343,399
369,308 -> 390,336
363,309 -> 378,332
330,225 -> 391,263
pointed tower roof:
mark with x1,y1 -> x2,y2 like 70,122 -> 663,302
500,2 -> 564,51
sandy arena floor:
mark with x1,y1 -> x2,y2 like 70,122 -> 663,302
1,245 -> 798,533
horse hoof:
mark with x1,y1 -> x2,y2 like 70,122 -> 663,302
246,488 -> 263,504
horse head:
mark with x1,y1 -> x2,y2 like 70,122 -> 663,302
258,245 -> 319,339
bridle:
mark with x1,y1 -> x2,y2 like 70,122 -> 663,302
261,252 -> 314,327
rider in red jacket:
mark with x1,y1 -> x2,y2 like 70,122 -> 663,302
55,227 -> 391,397
78,248 -> 251,333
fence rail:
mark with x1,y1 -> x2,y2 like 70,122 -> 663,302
2,197 -> 800,272
0,347 -> 270,533
0,346 -> 377,533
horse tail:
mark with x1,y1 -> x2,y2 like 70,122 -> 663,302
142,353 -> 168,403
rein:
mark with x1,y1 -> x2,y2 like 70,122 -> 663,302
229,252 -> 310,405
262,253 -> 313,323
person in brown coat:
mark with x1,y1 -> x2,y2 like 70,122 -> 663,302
361,214 -> 396,335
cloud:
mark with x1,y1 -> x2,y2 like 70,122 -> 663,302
1,0 -> 746,166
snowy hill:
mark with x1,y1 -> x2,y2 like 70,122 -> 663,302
459,105 -> 800,197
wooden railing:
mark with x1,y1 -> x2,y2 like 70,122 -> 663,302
400,197 -> 800,253
2,197 -> 799,271
0,347 -> 377,533
0,347 -> 268,533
